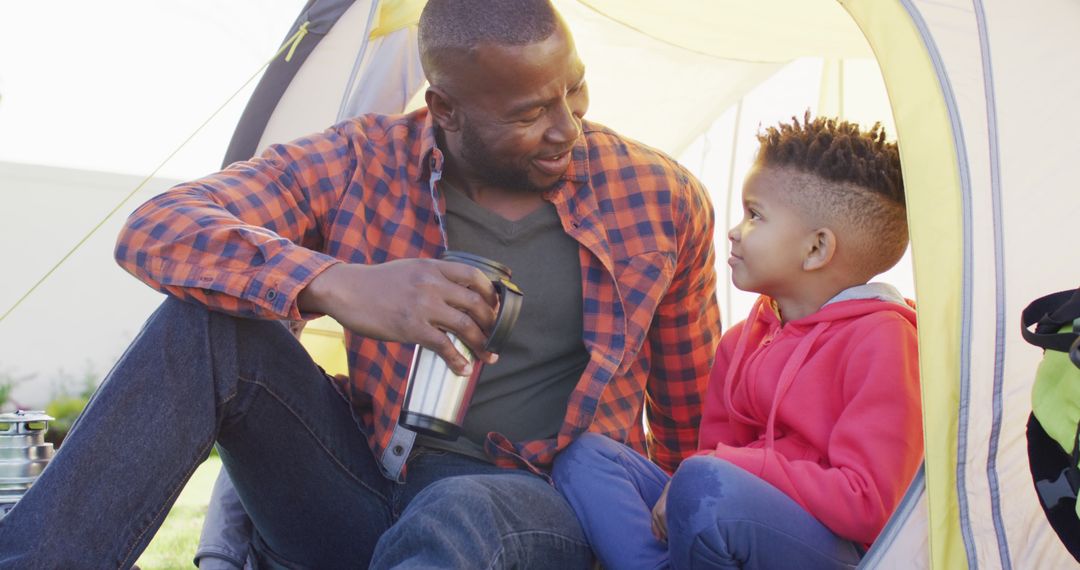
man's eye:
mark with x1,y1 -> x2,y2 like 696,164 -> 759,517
518,110 -> 544,124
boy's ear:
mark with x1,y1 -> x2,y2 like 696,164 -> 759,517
803,227 -> 836,271
426,87 -> 461,132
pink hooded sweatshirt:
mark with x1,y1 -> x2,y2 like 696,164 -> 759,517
697,284 -> 922,545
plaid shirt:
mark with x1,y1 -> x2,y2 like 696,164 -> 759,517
116,109 -> 720,480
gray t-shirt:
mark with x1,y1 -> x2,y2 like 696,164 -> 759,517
416,183 -> 589,460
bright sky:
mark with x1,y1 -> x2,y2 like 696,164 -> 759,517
0,0 -> 305,179
0,1 -> 306,405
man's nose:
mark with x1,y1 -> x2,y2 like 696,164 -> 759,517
546,100 -> 582,144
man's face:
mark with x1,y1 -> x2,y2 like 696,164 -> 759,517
727,166 -> 816,297
441,23 -> 589,193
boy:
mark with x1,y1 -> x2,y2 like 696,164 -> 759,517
553,114 -> 922,569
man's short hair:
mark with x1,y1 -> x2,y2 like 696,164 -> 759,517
419,0 -> 560,84
755,112 -> 908,279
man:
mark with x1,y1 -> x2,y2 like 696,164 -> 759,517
0,0 -> 720,567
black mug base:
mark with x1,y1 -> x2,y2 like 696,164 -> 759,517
401,412 -> 462,441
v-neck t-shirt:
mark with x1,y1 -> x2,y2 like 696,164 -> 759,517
416,183 -> 590,461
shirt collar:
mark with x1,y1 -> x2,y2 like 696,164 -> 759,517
415,109 -> 442,182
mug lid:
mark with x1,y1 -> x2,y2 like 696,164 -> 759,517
439,250 -> 512,279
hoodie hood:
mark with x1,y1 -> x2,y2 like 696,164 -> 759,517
787,282 -> 915,328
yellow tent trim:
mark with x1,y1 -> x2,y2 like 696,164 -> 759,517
842,1 -> 965,568
300,316 -> 349,377
370,0 -> 426,39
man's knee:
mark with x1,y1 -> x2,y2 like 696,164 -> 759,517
400,475 -> 589,568
415,476 -> 491,509
156,295 -> 212,325
412,474 -> 578,527
410,475 -> 523,524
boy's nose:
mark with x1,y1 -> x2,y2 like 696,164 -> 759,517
727,225 -> 740,242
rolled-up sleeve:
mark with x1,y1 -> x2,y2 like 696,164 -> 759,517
114,127 -> 356,319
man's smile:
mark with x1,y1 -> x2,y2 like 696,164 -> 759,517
533,149 -> 573,176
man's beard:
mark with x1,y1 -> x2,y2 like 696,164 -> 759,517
459,119 -> 553,194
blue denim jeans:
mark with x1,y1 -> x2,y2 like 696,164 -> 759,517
0,297 -> 591,569
553,433 -> 863,570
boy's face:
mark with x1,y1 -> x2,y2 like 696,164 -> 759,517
727,165 -> 817,297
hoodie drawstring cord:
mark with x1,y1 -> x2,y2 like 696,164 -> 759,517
763,321 -> 831,448
723,297 -> 765,426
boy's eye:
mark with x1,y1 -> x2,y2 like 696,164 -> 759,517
748,208 -> 762,220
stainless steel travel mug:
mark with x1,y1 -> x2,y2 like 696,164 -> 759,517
399,251 -> 524,440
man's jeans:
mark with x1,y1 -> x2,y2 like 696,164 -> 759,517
0,297 -> 591,569
553,433 -> 863,570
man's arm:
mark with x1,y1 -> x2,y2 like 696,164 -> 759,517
115,126 -> 500,369
114,128 -> 351,321
643,172 -> 722,472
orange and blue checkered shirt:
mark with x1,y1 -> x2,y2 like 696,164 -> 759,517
116,109 -> 720,479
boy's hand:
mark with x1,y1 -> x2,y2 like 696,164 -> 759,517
651,481 -> 671,542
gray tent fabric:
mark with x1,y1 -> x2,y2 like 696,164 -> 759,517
222,0 -> 359,166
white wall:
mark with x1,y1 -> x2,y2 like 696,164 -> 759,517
0,161 -> 175,407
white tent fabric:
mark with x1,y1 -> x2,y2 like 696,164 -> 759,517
226,0 -> 1080,567
258,0 -> 427,150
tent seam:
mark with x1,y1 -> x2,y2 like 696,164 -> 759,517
337,0 -> 382,121
898,1 -> 979,568
858,464 -> 926,567
973,0 -> 1012,567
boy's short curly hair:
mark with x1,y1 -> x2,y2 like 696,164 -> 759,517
755,112 -> 908,279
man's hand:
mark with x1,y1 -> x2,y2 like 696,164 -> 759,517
298,259 -> 500,374
651,481 -> 671,542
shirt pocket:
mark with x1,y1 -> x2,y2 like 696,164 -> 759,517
612,250 -> 676,366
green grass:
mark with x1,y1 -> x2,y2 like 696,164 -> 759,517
136,456 -> 222,570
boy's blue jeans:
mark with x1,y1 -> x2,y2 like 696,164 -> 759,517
553,433 -> 863,570
0,297 -> 591,569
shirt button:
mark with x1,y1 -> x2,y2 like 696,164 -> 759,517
392,445 -> 405,456
266,289 -> 277,301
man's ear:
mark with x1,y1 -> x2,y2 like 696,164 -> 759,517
425,86 -> 461,132
803,227 -> 836,271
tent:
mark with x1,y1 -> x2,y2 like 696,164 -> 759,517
215,0 -> 1080,567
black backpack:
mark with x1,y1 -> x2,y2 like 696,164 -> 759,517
1022,287 -> 1080,561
